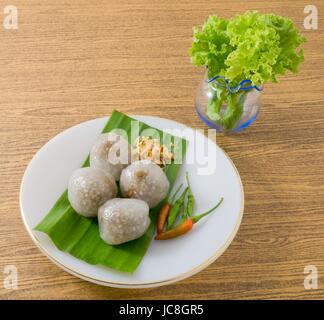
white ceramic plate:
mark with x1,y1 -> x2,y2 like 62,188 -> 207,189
20,115 -> 244,288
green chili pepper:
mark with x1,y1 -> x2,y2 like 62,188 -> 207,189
185,172 -> 195,217
166,187 -> 188,230
169,183 -> 183,204
179,204 -> 188,225
191,197 -> 224,223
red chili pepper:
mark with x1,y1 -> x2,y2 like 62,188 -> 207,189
156,184 -> 183,234
155,197 -> 223,240
157,203 -> 172,234
155,219 -> 193,240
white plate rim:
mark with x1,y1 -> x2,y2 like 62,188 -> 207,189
19,115 -> 244,288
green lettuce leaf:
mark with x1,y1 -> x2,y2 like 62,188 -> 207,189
189,16 -> 232,79
189,11 -> 306,86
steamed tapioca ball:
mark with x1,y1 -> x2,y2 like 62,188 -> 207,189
90,132 -> 131,181
120,160 -> 170,208
98,198 -> 150,245
68,167 -> 117,218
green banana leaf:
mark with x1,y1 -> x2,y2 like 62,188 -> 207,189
35,110 -> 188,273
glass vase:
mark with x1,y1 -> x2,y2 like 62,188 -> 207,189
195,74 -> 262,132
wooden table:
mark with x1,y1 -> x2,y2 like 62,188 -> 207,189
1,0 -> 323,299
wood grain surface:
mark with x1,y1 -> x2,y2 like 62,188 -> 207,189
0,0 -> 324,299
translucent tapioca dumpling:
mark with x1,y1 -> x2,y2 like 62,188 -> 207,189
98,198 -> 150,245
68,167 -> 117,218
90,132 -> 131,181
120,160 -> 169,208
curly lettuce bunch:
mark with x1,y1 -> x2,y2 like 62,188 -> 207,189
189,11 -> 306,86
